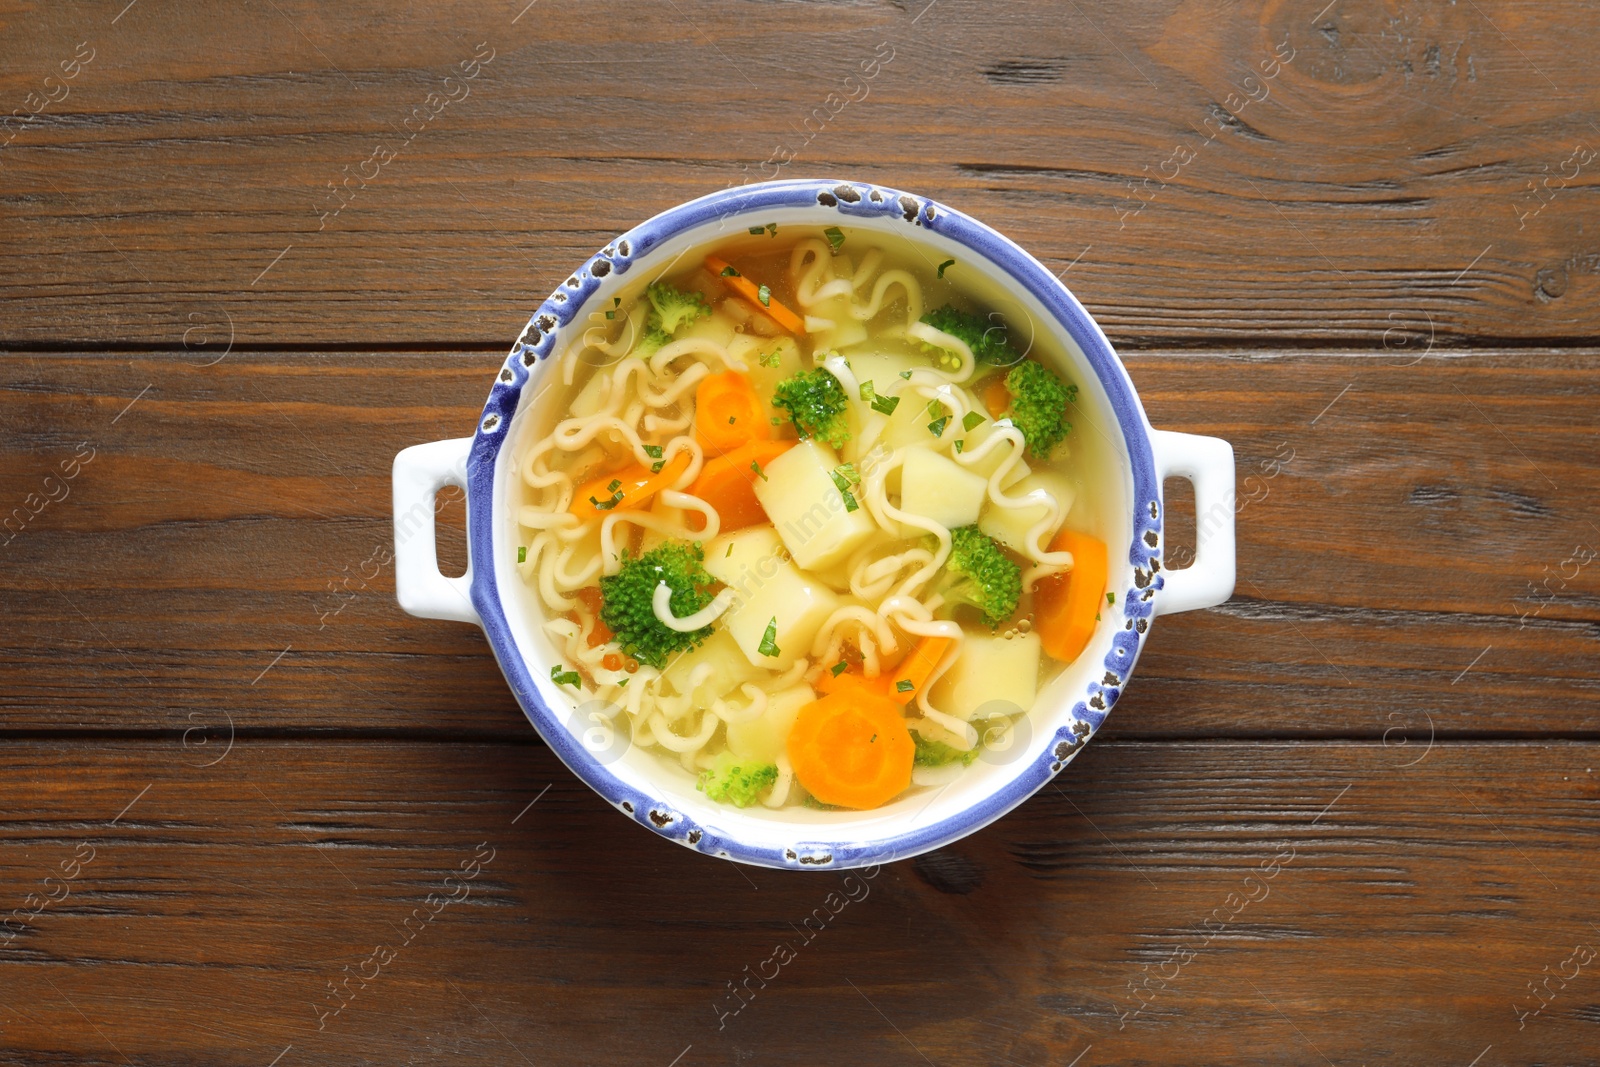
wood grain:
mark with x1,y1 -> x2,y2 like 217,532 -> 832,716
1,0 -> 1598,347
2,351 -> 1594,735
0,739 -> 1594,1066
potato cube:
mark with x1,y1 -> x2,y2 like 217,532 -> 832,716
754,440 -> 876,572
931,631 -> 1041,721
899,446 -> 989,530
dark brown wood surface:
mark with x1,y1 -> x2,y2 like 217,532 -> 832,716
2,1 -> 1598,1065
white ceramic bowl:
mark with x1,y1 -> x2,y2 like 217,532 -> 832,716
393,178 -> 1236,870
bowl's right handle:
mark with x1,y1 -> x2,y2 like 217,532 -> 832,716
1150,429 -> 1237,616
392,437 -> 481,626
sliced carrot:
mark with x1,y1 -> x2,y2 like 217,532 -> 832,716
686,439 -> 791,532
704,255 -> 805,334
979,374 -> 1011,419
888,636 -> 953,701
787,688 -> 915,810
569,451 -> 691,522
1032,528 -> 1108,664
694,371 -> 769,454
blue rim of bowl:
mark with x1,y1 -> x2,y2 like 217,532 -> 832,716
463,178 -> 1164,870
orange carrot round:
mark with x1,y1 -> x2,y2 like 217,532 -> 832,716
704,255 -> 805,334
979,375 -> 1011,419
694,371 -> 768,454
888,636 -> 953,701
569,451 -> 691,522
1032,528 -> 1108,664
687,439 -> 791,531
787,689 -> 915,810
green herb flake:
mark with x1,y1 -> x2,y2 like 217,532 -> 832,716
926,399 -> 943,419
954,439 -> 965,454
550,664 -> 583,688
590,492 -> 623,511
896,679 -> 914,693
841,489 -> 859,513
727,544 -> 734,557
517,545 -> 527,563
824,226 -> 846,252
937,259 -> 955,278
962,410 -> 985,432
617,677 -> 629,687
829,469 -> 852,493
859,380 -> 875,402
751,460 -> 768,481
831,660 -> 849,677
605,310 -> 616,320
757,284 -> 772,308
721,264 -> 741,277
927,415 -> 950,437
728,415 -> 737,424
644,444 -> 664,459
757,616 -> 781,658
870,393 -> 901,416
607,479 -> 623,492
899,369 -> 913,380
1107,592 -> 1116,605
650,460 -> 665,474
765,222 -> 778,237
748,226 -> 765,236
760,347 -> 782,368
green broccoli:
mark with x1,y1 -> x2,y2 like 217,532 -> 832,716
772,368 -> 851,449
697,751 -> 779,807
1004,359 -> 1073,459
598,540 -> 718,669
913,732 -> 981,767
939,525 -> 1021,628
633,282 -> 711,358
919,305 -> 1022,369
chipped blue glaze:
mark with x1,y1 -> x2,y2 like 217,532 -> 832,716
461,179 -> 1167,870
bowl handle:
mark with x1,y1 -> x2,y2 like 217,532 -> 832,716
392,437 -> 481,626
1150,429 -> 1237,616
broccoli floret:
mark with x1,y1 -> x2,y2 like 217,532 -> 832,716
632,282 -> 710,358
1004,359 -> 1073,459
772,368 -> 851,448
913,733 -> 981,767
598,540 -> 718,669
939,526 -> 1021,628
919,305 -> 1022,369
697,751 -> 779,807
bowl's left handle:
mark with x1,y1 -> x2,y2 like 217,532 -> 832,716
1150,429 -> 1237,616
393,437 -> 481,626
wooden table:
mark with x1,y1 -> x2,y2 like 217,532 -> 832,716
3,2 -> 1597,1063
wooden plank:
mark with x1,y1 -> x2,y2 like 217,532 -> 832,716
1,352 -> 1596,735
1,1 -> 1598,346
0,739 -> 1594,1065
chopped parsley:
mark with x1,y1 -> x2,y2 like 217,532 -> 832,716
720,264 -> 741,277
896,679 -> 914,693
607,479 -> 622,492
757,284 -> 772,307
760,347 -> 782,368
926,399 -> 942,419
650,460 -> 664,473
605,296 -> 621,320
643,444 -> 664,459
831,660 -> 849,677
962,411 -> 985,432
617,677 -> 629,687
899,369 -> 913,380
550,664 -> 582,688
749,223 -> 778,237
1107,592 -> 1116,605
937,259 -> 955,278
757,616 -> 781,658
954,439 -> 965,453
751,460 -> 768,481
728,415 -> 737,424
870,393 -> 900,416
590,491 -> 623,511
517,545 -> 527,563
824,226 -> 846,252
927,415 -> 950,437
859,380 -> 876,401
